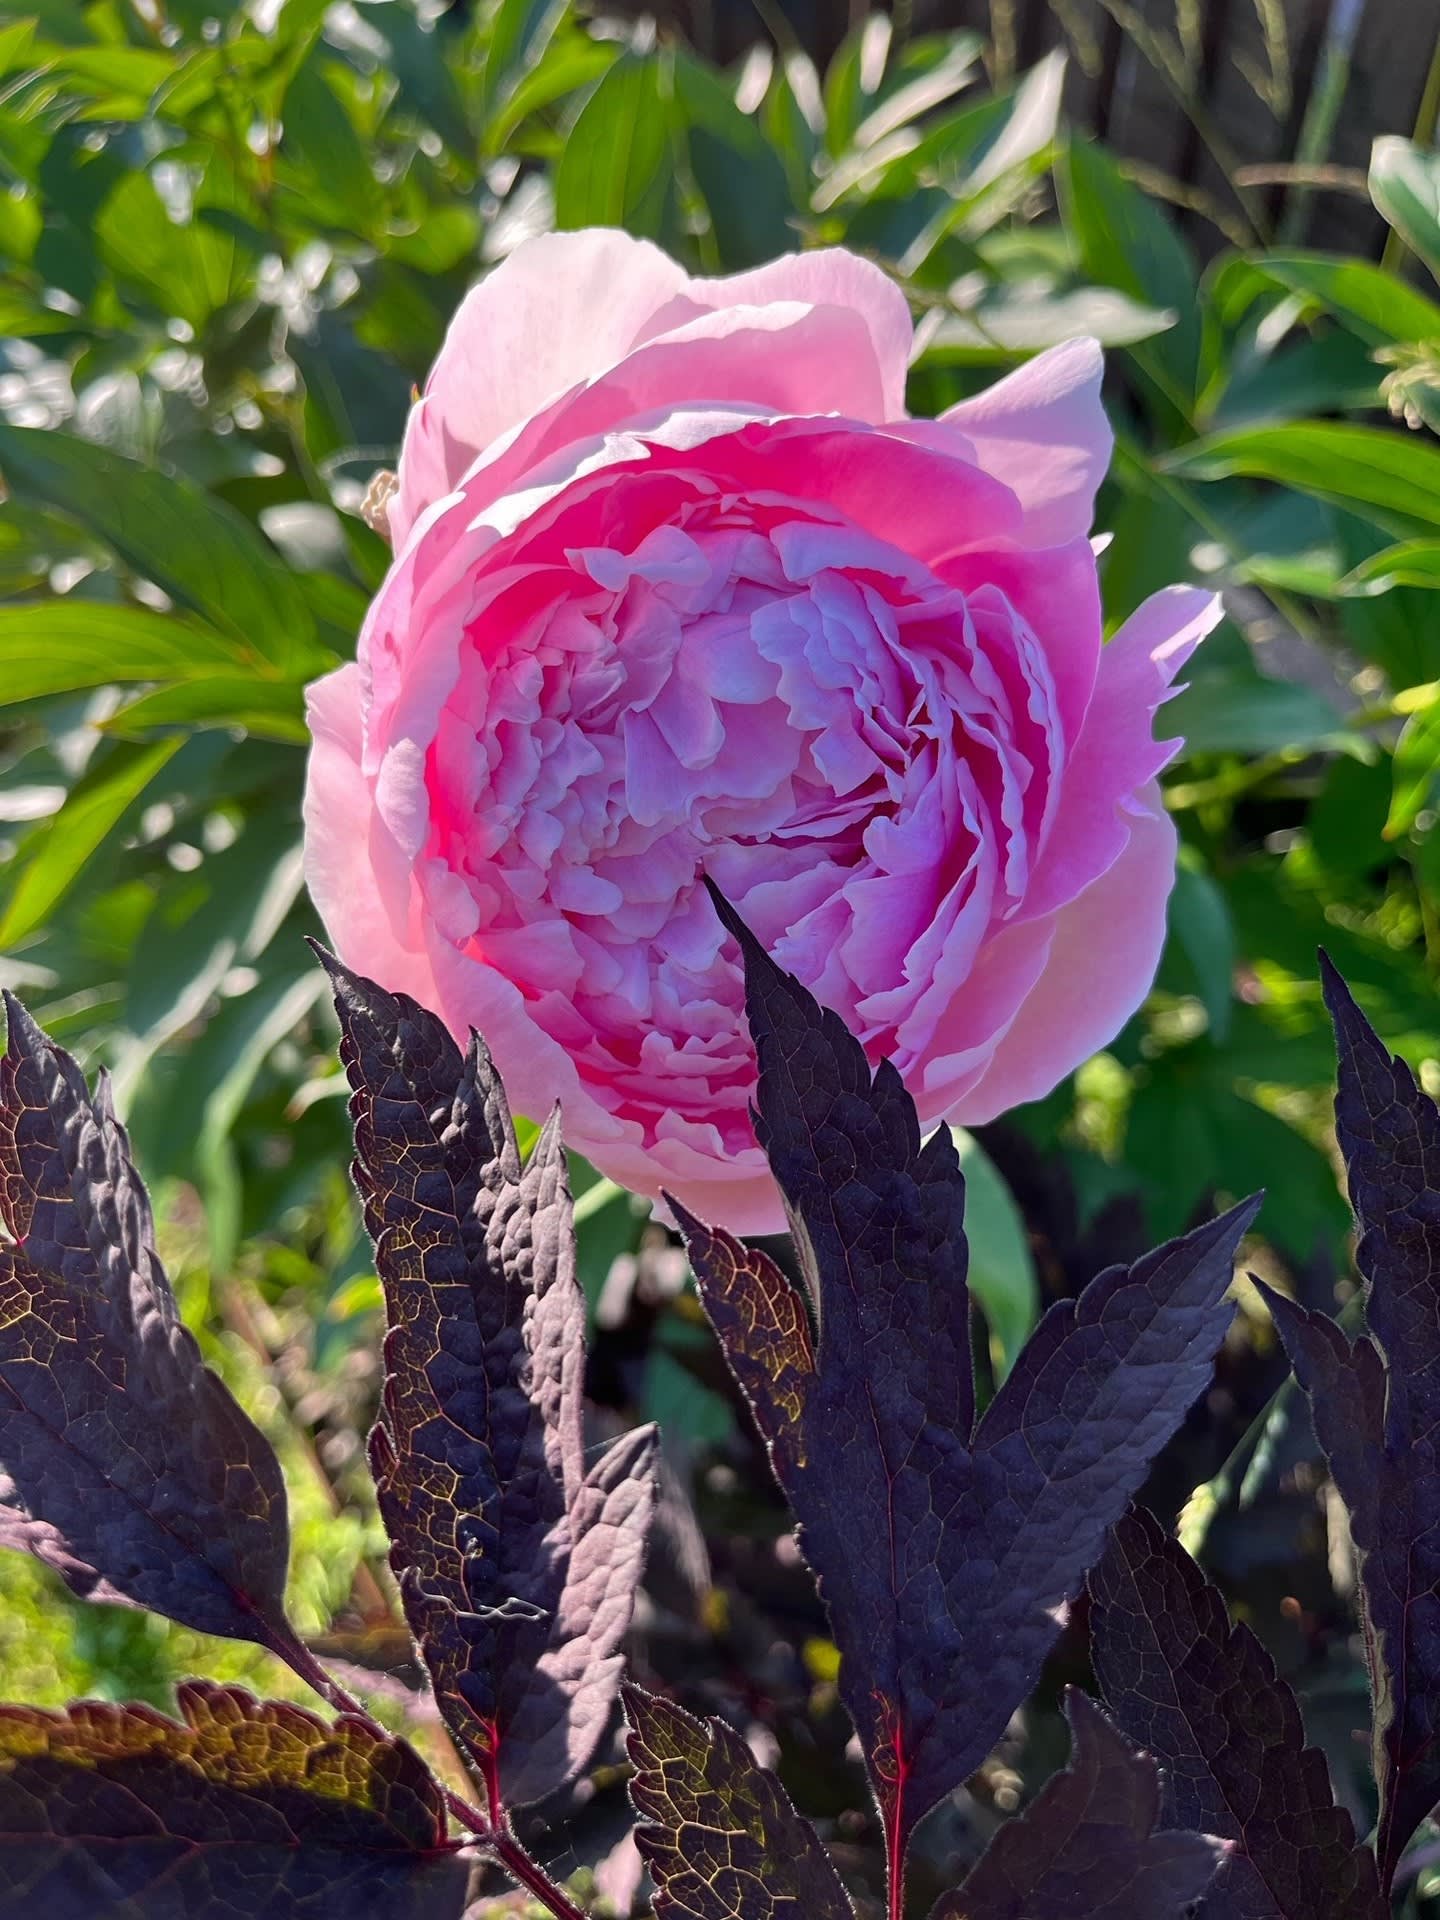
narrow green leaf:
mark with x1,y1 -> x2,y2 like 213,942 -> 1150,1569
1169,853 -> 1236,1044
480,0 -> 568,121
950,1127 -> 1038,1376
1167,422 -> 1440,536
96,172 -> 244,331
195,962 -> 329,1267
671,53 -> 794,268
849,33 -> 980,149
0,426 -> 319,669
0,737 -> 183,946
1162,669 -> 1346,755
1061,138 -> 1201,411
0,602 -> 247,705
104,675 -> 312,742
1388,697 -> 1440,839
1341,540 -> 1440,595
554,54 -> 671,238
1221,250 -> 1440,347
1371,136 -> 1440,281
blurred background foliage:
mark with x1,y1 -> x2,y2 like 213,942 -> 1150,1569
5,0 -> 1440,1906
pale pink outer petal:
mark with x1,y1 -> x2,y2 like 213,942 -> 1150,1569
1021,584 -> 1221,921
392,231 -> 690,546
391,232 -> 917,548
302,664 -> 438,1010
433,301 -> 898,531
951,794 -> 1179,1124
649,248 -> 915,419
940,337 -> 1111,547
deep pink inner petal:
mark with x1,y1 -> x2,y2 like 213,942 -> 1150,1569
418,433 -> 1075,1157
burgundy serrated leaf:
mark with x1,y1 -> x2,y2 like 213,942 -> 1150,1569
935,1688 -> 1226,1920
622,1683 -> 854,1920
321,952 -> 656,1815
0,993 -> 294,1654
1089,1506 -> 1383,1920
674,887 -> 1258,1880
1256,955 -> 1440,1892
0,1679 -> 468,1919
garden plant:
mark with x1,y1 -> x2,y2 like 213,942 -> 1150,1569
5,0 -> 1440,1914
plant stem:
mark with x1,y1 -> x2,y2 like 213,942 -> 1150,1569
265,1622 -> 377,1721
275,1627 -> 588,1920
492,1832 -> 591,1920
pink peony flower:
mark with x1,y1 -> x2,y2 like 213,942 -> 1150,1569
304,229 -> 1215,1232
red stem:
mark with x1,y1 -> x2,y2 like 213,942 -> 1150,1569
491,1831 -> 591,1920
883,1735 -> 909,1920
271,1625 -> 588,1920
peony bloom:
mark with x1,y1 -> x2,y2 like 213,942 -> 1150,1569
304,229 -> 1215,1232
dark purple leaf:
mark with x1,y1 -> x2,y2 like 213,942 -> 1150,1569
936,1688 -> 1225,1920
322,953 -> 656,1815
1088,1506 -> 1383,1920
0,993 -> 293,1651
0,1679 -> 468,1920
622,1683 -> 853,1920
1257,954 -> 1440,1891
676,890 -> 1258,1869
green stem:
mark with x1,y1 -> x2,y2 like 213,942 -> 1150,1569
1278,0 -> 1363,245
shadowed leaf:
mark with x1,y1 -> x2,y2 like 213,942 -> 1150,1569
322,951 -> 656,1814
0,993 -> 294,1651
623,1684 -> 853,1920
0,1680 -> 468,1919
1257,955 -> 1440,1893
675,888 -> 1258,1869
1089,1506 -> 1383,1920
937,1689 -> 1225,1920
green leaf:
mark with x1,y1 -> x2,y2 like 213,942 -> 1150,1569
0,601 -> 247,705
554,53 -> 672,239
0,426 -> 320,670
671,53 -> 794,269
1216,250 -> 1440,347
0,736 -> 183,947
278,54 -> 383,234
1370,136 -> 1440,280
1387,696 -> 1440,839
1167,422 -> 1440,536
1061,138 -> 1201,413
483,38 -> 616,155
1126,1071 -> 1346,1260
479,0 -> 568,122
848,33 -> 981,149
104,675 -> 311,742
1340,539 -> 1440,594
193,960 -> 329,1268
125,808 -> 305,1048
1162,668 -> 1346,755
950,1127 -> 1038,1376
1168,852 -> 1235,1043
823,13 -> 892,157
918,285 -> 1174,358
1308,754 -> 1393,881
95,172 -> 244,331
